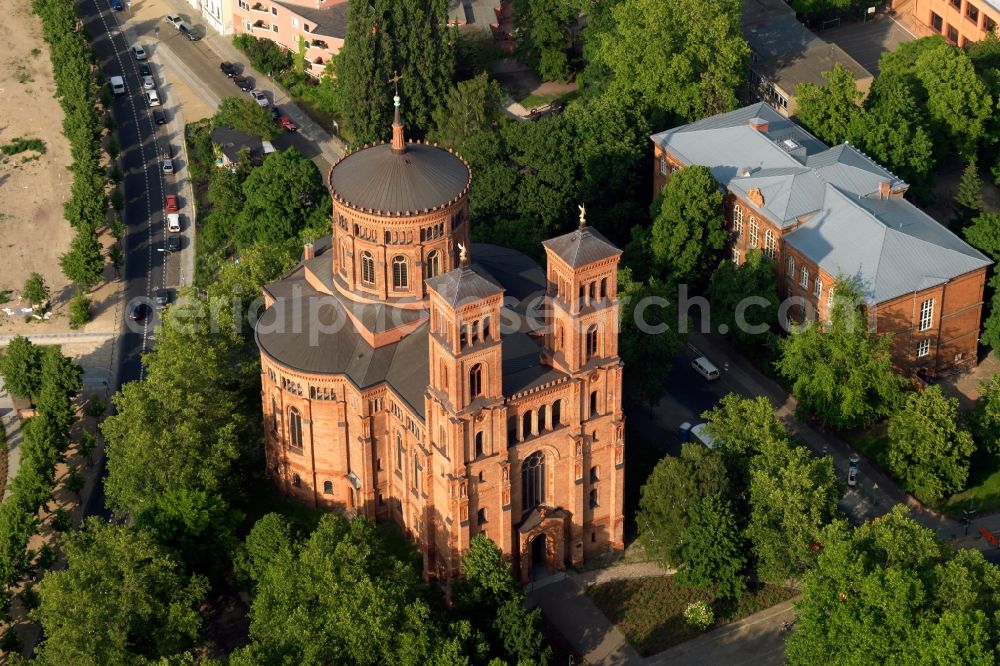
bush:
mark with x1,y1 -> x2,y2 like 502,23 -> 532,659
21,272 -> 49,307
37,543 -> 57,569
85,397 -> 106,419
79,431 -> 99,459
232,33 -> 292,75
1,627 -> 21,653
683,601 -> 714,630
68,292 -> 91,329
110,188 -> 124,211
105,136 -> 119,159
104,113 -> 117,131
19,585 -> 40,611
107,164 -> 123,183
67,468 -> 85,496
51,507 -> 72,532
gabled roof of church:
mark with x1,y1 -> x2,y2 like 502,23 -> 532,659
542,226 -> 622,268
425,263 -> 504,306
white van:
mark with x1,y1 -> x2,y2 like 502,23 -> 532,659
166,213 -> 181,233
110,75 -> 126,95
691,356 -> 721,381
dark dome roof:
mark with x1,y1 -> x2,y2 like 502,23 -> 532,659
329,142 -> 471,214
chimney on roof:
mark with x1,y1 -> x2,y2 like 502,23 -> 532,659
749,117 -> 769,133
739,166 -> 753,177
303,242 -> 315,260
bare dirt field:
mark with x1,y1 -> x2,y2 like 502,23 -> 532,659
0,0 -> 122,337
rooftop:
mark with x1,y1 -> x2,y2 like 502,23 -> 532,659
651,103 -> 990,303
542,226 -> 622,268
271,0 -> 349,39
210,125 -> 275,163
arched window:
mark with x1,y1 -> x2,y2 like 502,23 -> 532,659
586,325 -> 599,359
396,432 -> 404,471
288,407 -> 303,449
270,396 -> 278,434
475,431 -> 484,458
482,316 -> 491,341
590,391 -> 599,417
764,229 -> 776,258
323,480 -> 333,494
589,488 -> 599,508
413,453 -> 422,491
552,399 -> 562,427
538,404 -> 548,431
439,360 -> 448,389
471,320 -> 480,343
522,451 -> 546,512
361,251 -> 375,285
425,250 -> 439,278
590,466 -> 600,483
392,255 -> 408,289
292,474 -> 302,488
469,363 -> 483,399
555,323 -> 563,351
600,278 -> 608,299
522,411 -> 533,438
477,508 -> 487,525
749,218 -> 759,247
508,415 -> 519,442
460,323 -> 469,348
589,282 -> 596,300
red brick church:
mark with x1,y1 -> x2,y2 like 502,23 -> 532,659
254,96 -> 625,582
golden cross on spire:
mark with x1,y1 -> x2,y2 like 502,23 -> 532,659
388,69 -> 402,96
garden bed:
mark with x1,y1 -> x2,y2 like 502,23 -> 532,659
587,575 -> 796,657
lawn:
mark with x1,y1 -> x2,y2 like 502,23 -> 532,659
518,90 -> 578,111
940,449 -> 1000,514
587,576 -> 797,657
850,430 -> 890,471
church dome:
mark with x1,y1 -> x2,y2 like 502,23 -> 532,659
328,141 -> 471,215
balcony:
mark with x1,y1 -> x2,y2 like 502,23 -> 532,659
252,19 -> 270,30
250,2 -> 269,12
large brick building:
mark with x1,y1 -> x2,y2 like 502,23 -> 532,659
255,99 -> 625,582
232,0 -> 347,77
651,103 -> 991,377
911,0 -> 999,45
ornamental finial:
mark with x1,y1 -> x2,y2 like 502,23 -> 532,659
458,242 -> 468,266
578,203 -> 586,231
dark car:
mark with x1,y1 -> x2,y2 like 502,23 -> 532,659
180,24 -> 200,41
167,235 -> 181,252
270,106 -> 281,120
110,0 -> 123,10
233,76 -> 253,92
154,288 -> 171,307
139,63 -> 152,77
153,109 -> 166,125
279,115 -> 298,132
129,303 -> 150,321
220,62 -> 237,78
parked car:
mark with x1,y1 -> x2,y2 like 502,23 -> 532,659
129,303 -> 150,321
153,109 -> 166,125
166,212 -> 181,232
679,422 -> 719,450
131,45 -> 147,60
142,74 -> 155,90
139,63 -> 152,77
220,62 -> 237,78
847,466 -> 858,487
279,115 -> 297,132
162,157 -> 174,174
180,24 -> 200,41
154,288 -> 171,307
250,91 -> 269,107
233,76 -> 253,92
145,90 -> 161,107
110,0 -> 123,10
165,194 -> 179,212
109,75 -> 126,95
165,14 -> 183,29
270,106 -> 282,120
167,235 -> 181,252
691,356 -> 721,381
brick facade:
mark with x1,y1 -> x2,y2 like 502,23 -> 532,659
913,0 -> 999,45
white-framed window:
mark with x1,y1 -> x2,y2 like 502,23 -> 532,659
271,24 -> 278,32
764,228 -> 776,258
291,16 -> 299,28
749,218 -> 759,247
731,247 -> 740,264
800,267 -> 809,289
814,277 -> 823,298
238,0 -> 249,9
733,203 -> 744,235
659,155 -> 667,176
244,20 -> 253,30
787,256 -> 795,277
917,339 -> 931,357
827,286 -> 835,309
919,298 -> 934,331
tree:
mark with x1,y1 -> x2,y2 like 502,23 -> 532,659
789,0 -> 850,16
337,0 -> 455,142
981,273 -> 1000,351
746,435 -> 839,582
795,64 -> 864,146
35,346 -> 82,437
973,374 -> 1000,456
618,268 -> 682,406
0,335 -> 43,399
68,291 -> 91,329
706,250 -> 779,353
591,0 -> 749,121
59,226 -> 105,289
637,444 -> 731,568
914,42 -> 993,158
22,272 -> 49,307
32,519 -> 207,666
964,212 -> 1000,262
235,148 -> 330,249
887,385 -> 975,502
502,115 -> 580,233
786,506 -> 1000,665
776,279 -> 904,429
515,0 -> 576,81
676,493 -> 746,599
213,95 -> 280,140
428,72 -> 504,148
955,159 -> 985,223
647,165 -> 726,285
703,394 -> 789,488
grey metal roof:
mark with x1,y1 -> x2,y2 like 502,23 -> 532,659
652,103 -> 991,304
425,263 -> 504,306
328,142 -> 471,214
271,0 -> 348,39
542,227 -> 622,268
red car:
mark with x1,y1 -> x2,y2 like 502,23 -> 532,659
165,194 -> 179,212
279,115 -> 298,132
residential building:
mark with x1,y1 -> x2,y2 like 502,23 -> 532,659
201,0 -> 234,35
232,0 -> 348,77
913,0 -> 1000,44
743,0 -> 873,116
255,98 -> 625,583
651,103 -> 991,377
210,125 -> 276,166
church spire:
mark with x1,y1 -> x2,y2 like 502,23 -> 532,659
389,70 -> 405,154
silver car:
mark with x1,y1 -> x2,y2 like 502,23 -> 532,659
142,75 -> 155,90
162,158 -> 174,174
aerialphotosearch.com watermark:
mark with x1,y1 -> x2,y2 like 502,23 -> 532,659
123,283 -> 839,342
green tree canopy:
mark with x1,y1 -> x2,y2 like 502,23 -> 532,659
590,0 -> 748,120
795,63 -> 864,146
676,493 -> 746,599
0,335 -> 44,400
776,279 -> 904,429
964,211 -> 1000,262
786,506 -> 1000,665
954,159 -> 985,223
915,41 -> 993,158
59,226 -> 105,289
647,165 -> 726,285
514,0 -> 577,81
973,373 -> 1000,456
706,250 -> 779,354
428,72 -> 504,148
22,272 -> 50,307
32,518 -> 208,666
703,394 -> 790,488
213,95 -> 280,140
618,268 -> 682,406
887,385 -> 975,502
637,443 -> 732,567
